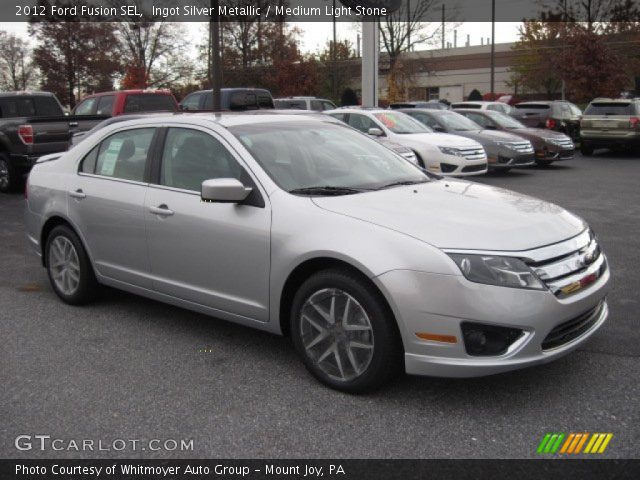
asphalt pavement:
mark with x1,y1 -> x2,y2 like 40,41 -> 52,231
1,151 -> 638,459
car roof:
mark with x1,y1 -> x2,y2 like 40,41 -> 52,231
0,91 -> 57,98
589,98 -> 638,103
451,101 -> 499,105
100,112 -> 337,129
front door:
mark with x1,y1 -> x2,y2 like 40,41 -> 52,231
145,127 -> 271,321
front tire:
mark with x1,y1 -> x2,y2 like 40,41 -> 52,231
290,269 -> 403,393
580,144 -> 594,156
45,225 -> 98,305
535,159 -> 553,167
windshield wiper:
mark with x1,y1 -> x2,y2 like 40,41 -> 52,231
288,186 -> 368,196
376,179 -> 428,190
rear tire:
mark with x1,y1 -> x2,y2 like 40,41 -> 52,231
0,154 -> 16,193
290,269 -> 403,393
45,225 -> 98,305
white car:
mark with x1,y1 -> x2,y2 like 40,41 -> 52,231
327,108 -> 488,176
450,101 -> 514,115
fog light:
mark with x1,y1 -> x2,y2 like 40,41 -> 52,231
461,322 -> 523,356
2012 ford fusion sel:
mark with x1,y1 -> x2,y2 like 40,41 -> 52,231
25,113 -> 610,392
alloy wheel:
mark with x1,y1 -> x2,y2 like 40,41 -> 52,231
0,159 -> 9,191
299,288 -> 375,382
49,236 -> 81,296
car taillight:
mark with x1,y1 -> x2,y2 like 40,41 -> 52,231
546,118 -> 556,129
18,125 -> 34,145
630,117 -> 640,129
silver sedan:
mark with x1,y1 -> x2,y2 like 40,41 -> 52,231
25,113 -> 610,392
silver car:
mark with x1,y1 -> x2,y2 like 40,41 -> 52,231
25,114 -> 610,392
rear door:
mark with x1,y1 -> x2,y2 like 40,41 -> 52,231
67,127 -> 156,287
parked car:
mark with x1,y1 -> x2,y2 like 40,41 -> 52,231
389,100 -> 449,110
180,88 -> 274,111
326,108 -> 487,176
511,101 -> 582,142
25,113 -> 610,392
399,108 -> 535,171
71,89 -> 178,134
250,109 -> 419,164
454,109 -> 575,166
274,97 -> 337,111
579,98 -> 640,155
450,101 -> 514,115
0,91 -> 96,192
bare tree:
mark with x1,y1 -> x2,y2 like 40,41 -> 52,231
0,31 -> 37,91
379,0 -> 458,101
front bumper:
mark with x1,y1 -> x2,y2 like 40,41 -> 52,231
429,153 -> 488,177
374,261 -> 610,378
487,149 -> 535,168
536,147 -> 575,161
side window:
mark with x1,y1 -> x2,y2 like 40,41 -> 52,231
34,96 -> 63,116
96,95 -> 115,116
322,101 -> 337,111
160,128 -> 242,192
75,98 -> 97,116
95,128 -> 155,182
257,93 -> 274,108
310,100 -> 322,111
487,104 -> 501,112
412,113 -> 438,129
347,114 -> 378,133
80,145 -> 99,174
181,93 -> 202,111
329,113 -> 346,122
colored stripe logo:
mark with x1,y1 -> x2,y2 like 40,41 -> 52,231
537,433 -> 613,454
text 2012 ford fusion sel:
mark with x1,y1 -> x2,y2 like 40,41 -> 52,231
24,113 -> 610,392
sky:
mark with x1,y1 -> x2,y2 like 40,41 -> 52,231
1,21 -> 521,55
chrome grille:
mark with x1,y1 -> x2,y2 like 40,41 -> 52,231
528,230 -> 606,298
458,147 -> 486,161
510,141 -> 535,154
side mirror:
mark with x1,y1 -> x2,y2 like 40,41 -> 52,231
201,178 -> 252,203
433,125 -> 446,132
368,127 -> 384,136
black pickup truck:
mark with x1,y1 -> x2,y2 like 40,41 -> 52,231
0,92 -> 105,192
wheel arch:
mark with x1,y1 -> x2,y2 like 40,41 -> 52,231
40,215 -> 91,269
278,256 -> 399,342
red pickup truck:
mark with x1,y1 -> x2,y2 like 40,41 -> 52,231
70,89 -> 178,134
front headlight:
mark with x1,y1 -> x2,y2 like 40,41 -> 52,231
438,146 -> 463,156
448,253 -> 545,290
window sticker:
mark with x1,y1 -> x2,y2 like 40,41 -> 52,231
377,114 -> 396,129
100,138 -> 123,176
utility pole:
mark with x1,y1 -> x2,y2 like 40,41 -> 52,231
407,0 -> 411,50
210,0 -> 222,112
332,0 -> 337,100
441,4 -> 445,50
490,0 -> 495,96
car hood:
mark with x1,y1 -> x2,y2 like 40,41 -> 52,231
401,132 -> 482,148
312,180 -> 585,251
452,129 -> 527,144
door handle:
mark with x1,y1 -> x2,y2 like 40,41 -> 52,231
69,189 -> 86,199
69,121 -> 78,127
149,204 -> 174,216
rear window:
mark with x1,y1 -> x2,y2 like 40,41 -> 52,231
123,94 -> 176,113
274,99 -> 307,110
257,93 -> 274,108
453,103 -> 481,109
514,104 -> 550,110
0,97 -> 36,117
584,102 -> 634,115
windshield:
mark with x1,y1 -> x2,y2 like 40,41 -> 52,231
488,111 -> 526,129
437,112 -> 482,131
373,112 -> 431,134
230,122 -> 429,193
